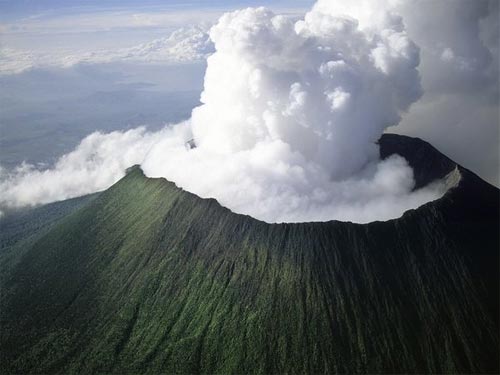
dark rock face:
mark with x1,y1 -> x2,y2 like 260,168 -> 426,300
379,133 -> 458,189
0,134 -> 498,374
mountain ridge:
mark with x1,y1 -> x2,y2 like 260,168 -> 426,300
0,134 -> 498,374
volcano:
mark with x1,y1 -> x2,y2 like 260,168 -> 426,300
0,134 -> 498,374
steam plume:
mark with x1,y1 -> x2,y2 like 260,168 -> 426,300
141,2 -> 442,222
1,0 -> 452,223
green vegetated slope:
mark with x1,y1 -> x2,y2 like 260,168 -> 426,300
0,135 -> 498,374
0,194 -> 99,283
1,193 -> 98,252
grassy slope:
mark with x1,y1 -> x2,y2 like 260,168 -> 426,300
0,135 -> 498,374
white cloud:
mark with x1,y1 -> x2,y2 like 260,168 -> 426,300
64,25 -> 214,65
188,5 -> 421,180
0,127 -> 163,208
1,2 -> 449,223
2,0 -> 496,221
1,8 -> 223,35
0,48 -> 39,75
0,25 -> 214,75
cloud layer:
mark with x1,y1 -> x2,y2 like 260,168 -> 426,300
0,25 -> 213,75
1,1 -> 450,223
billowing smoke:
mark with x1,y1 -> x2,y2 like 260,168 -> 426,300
1,1 -> 452,223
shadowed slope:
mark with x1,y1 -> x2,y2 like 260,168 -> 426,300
0,134 -> 498,374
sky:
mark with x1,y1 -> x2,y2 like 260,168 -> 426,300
0,0 -> 498,222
